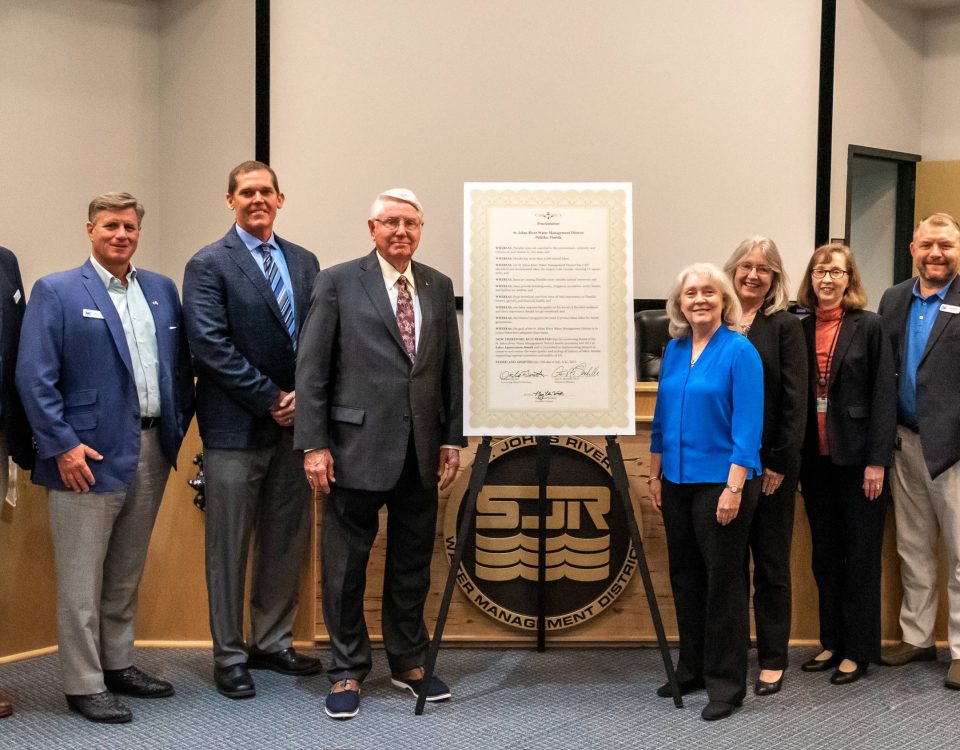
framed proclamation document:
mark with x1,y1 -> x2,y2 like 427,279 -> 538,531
463,182 -> 635,435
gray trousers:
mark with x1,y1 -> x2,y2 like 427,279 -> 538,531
204,430 -> 311,668
48,427 -> 169,695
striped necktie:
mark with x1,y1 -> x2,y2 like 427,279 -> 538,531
259,244 -> 295,346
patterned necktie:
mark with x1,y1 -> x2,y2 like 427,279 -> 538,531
396,275 -> 416,361
259,244 -> 296,346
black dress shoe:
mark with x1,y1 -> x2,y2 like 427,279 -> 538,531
656,677 -> 705,697
801,653 -> 841,672
214,664 -> 256,698
104,666 -> 174,698
830,663 -> 867,685
247,647 -> 322,676
754,675 -> 783,696
66,691 -> 132,723
701,700 -> 739,721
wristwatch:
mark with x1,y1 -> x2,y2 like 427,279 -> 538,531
725,483 -> 741,494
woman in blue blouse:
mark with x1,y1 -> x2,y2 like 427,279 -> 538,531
649,263 -> 764,721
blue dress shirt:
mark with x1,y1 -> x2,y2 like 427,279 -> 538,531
898,279 -> 949,428
651,325 -> 764,483
235,224 -> 297,339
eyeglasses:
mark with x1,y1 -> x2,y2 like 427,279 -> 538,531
375,217 -> 422,231
738,262 -> 773,276
811,268 -> 849,280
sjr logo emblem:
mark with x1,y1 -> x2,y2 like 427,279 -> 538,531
444,436 -> 637,631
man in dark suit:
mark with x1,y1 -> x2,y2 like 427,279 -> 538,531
296,188 -> 465,720
16,193 -> 194,723
878,212 -> 960,690
0,245 -> 33,720
183,161 -> 321,699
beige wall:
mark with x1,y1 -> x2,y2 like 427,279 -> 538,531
921,7 -> 960,159
158,0 -> 256,287
270,0 -> 821,298
831,0 -> 924,243
0,0 -> 162,289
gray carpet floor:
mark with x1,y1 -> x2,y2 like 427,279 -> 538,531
1,646 -> 959,749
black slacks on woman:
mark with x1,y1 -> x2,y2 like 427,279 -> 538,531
746,473 -> 798,670
800,456 -> 887,665
661,478 -> 760,705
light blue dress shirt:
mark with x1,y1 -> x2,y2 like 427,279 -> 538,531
235,224 -> 297,339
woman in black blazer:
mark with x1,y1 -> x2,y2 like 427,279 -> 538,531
796,243 -> 896,685
723,238 -> 808,697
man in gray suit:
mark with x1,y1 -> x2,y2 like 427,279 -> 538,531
183,161 -> 321,699
296,188 -> 465,720
878,212 -> 960,690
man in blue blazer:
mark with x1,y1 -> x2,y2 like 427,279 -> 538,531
183,161 -> 321,699
878,212 -> 960,690
16,193 -> 194,723
296,188 -> 465,720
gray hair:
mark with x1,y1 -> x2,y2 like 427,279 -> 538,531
370,188 -> 423,221
665,262 -> 743,339
88,192 -> 144,225
722,236 -> 791,315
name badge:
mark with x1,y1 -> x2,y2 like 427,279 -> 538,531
816,396 -> 828,414
940,303 -> 960,314
82,308 -> 105,319
13,289 -> 21,304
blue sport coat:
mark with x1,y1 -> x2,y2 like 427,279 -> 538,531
16,259 -> 194,492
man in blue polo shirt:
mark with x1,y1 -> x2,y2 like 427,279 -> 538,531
878,212 -> 960,690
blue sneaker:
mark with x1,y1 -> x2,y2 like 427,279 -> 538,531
391,672 -> 451,702
324,679 -> 360,719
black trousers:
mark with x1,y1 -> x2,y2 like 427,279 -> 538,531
745,471 -> 798,670
321,436 -> 437,682
800,456 -> 887,665
661,478 -> 759,705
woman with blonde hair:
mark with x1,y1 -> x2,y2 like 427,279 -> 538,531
723,237 -> 807,696
649,262 -> 763,720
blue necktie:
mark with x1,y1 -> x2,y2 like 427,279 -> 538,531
259,244 -> 295,346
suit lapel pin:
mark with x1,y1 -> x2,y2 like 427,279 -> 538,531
152,300 -> 159,305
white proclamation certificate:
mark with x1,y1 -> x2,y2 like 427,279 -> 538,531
463,183 -> 635,435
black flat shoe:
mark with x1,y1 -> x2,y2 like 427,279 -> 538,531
754,674 -> 783,696
214,664 -> 256,699
830,663 -> 867,685
656,677 -> 705,697
801,653 -> 841,672
701,699 -> 740,721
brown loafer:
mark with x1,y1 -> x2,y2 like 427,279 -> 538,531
880,642 -> 936,667
946,659 -> 960,690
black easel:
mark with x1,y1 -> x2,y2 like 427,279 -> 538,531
415,435 -> 682,714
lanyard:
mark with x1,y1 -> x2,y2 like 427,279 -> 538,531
816,311 -> 844,394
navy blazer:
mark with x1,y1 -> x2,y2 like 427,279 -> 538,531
878,275 -> 960,479
0,247 -> 33,469
747,309 -> 808,477
16,260 -> 194,492
183,226 -> 320,450
294,250 -> 465,491
801,308 -> 896,468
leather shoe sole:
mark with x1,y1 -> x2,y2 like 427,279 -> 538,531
801,653 -> 841,672
754,676 -> 783,696
247,648 -> 322,676
656,677 -> 705,697
214,665 -> 256,699
830,664 -> 867,685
